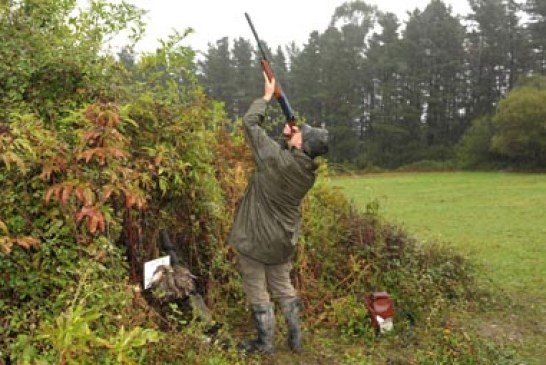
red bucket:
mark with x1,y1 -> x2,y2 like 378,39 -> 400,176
365,292 -> 394,333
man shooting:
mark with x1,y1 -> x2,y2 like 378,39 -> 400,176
228,73 -> 329,354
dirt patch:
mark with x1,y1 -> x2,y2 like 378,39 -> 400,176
475,294 -> 546,363
479,315 -> 525,342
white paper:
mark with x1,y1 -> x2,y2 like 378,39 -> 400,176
143,255 -> 170,289
379,317 -> 394,333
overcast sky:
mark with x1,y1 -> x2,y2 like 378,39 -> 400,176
120,0 -> 471,55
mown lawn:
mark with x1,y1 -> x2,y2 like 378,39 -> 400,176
331,171 -> 546,363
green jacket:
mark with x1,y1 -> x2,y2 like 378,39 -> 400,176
228,98 -> 318,264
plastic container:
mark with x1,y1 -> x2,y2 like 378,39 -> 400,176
365,291 -> 394,333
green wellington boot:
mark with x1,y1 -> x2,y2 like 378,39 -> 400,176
280,297 -> 302,352
237,302 -> 275,354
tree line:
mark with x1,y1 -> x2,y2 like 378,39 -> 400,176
194,0 -> 546,170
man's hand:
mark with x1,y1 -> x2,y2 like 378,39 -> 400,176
263,72 -> 275,102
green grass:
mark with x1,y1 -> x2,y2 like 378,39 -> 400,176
331,171 -> 546,363
331,171 -> 546,296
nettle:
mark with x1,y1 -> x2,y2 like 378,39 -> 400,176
43,102 -> 146,239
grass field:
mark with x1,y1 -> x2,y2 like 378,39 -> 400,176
331,171 -> 546,363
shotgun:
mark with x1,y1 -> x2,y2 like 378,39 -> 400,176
244,12 -> 295,125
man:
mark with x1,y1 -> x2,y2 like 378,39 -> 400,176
228,73 -> 329,354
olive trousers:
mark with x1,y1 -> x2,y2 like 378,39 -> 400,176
237,253 -> 296,304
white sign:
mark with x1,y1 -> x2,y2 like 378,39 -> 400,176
376,315 -> 394,333
143,255 -> 170,289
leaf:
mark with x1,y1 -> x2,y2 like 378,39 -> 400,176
75,211 -> 84,223
83,188 -> 94,206
15,236 -> 40,249
109,112 -> 120,127
14,138 -> 34,154
44,188 -> 55,205
108,147 -> 126,159
101,185 -> 114,201
154,154 -> 163,166
75,206 -> 93,223
0,237 -> 13,255
124,191 -> 134,209
77,149 -> 94,163
135,196 -> 147,210
74,206 -> 106,234
44,185 -> 62,205
41,166 -> 53,180
61,185 -> 74,204
55,185 -> 63,202
88,215 -> 99,234
83,131 -> 101,142
0,220 -> 8,235
75,186 -> 85,203
122,116 -> 139,128
2,151 -> 26,171
78,148 -> 107,164
95,212 -> 106,234
158,176 -> 168,195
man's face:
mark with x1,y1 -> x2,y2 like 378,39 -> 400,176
283,123 -> 302,149
283,123 -> 296,138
